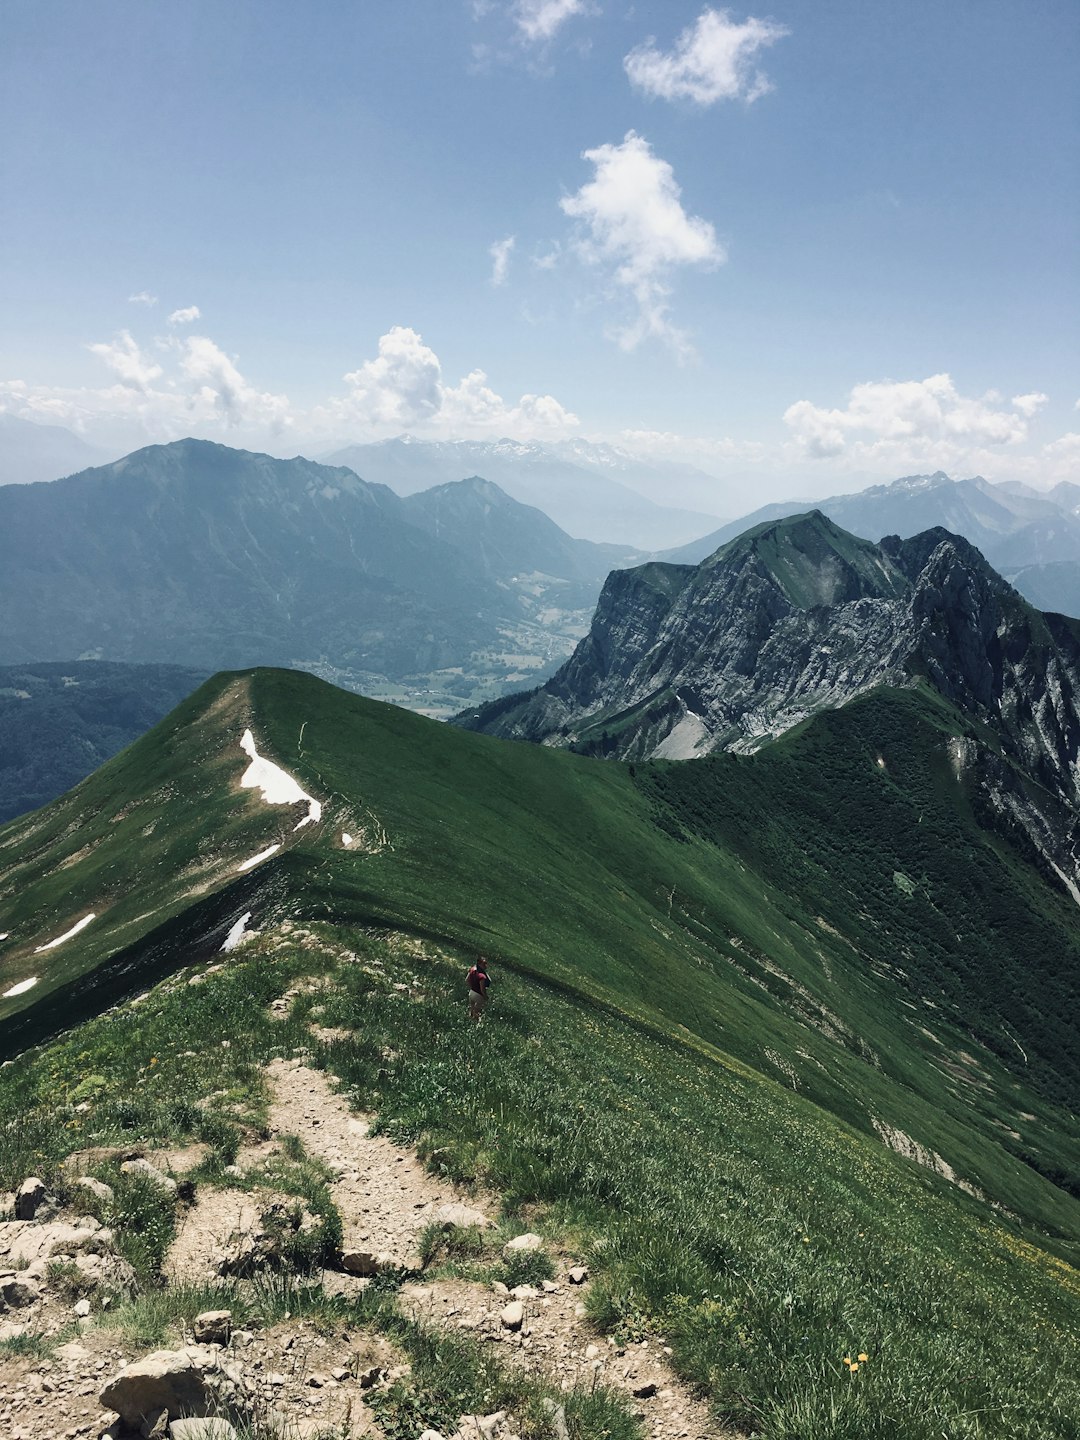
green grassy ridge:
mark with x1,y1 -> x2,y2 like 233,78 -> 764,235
2,666 -> 1078,1251
1,931 -> 1077,1439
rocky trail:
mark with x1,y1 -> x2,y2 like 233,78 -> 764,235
0,992 -> 728,1440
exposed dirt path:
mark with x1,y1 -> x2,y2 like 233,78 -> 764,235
265,1059 -> 729,1438
400,1278 -> 724,1439
263,1058 -> 486,1270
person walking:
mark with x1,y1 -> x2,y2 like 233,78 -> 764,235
466,957 -> 492,1023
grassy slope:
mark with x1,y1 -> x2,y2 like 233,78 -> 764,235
1,666 -> 1079,1435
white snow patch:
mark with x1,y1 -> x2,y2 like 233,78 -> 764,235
342,833 -> 353,847
0,933 -> 9,941
2,977 -> 37,998
221,912 -> 253,951
240,729 -> 322,829
34,913 -> 96,952
237,843 -> 281,873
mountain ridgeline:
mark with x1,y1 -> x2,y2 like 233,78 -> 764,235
0,440 -> 637,711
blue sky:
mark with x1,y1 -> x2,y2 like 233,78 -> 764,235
1,0 -> 1077,507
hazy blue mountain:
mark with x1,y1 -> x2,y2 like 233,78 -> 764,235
0,413 -> 108,485
0,439 -> 637,709
0,660 -> 207,822
661,471 -> 1080,614
321,435 -> 721,548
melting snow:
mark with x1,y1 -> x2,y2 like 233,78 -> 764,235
34,913 -> 96,952
342,833 -> 353,847
0,933 -> 8,941
221,912 -> 253,951
240,729 -> 322,829
237,843 -> 281,873
3,977 -> 37,998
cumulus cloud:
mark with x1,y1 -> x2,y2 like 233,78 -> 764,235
490,235 -> 516,286
320,325 -> 577,440
128,291 -> 158,307
179,335 -> 291,429
515,0 -> 589,43
560,131 -> 723,354
86,331 -> 164,392
625,8 -> 788,106
1011,391 -> 1048,419
168,306 -> 202,326
784,375 -> 1036,471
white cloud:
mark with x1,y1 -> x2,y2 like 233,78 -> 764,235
168,305 -> 202,326
320,325 -> 577,440
86,330 -> 164,392
179,335 -> 291,429
515,0 -> 589,43
128,291 -> 158,307
1011,391 -> 1048,419
490,235 -> 516,286
3,318 -> 576,450
560,131 -> 723,354
784,375 -> 1038,474
625,8 -> 788,106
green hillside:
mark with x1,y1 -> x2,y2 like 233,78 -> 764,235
1,667 -> 1079,1436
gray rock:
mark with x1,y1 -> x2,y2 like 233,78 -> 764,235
74,1177 -> 115,1206
14,1178 -> 46,1221
73,1297 -> 92,1317
120,1159 -> 178,1195
502,1232 -> 542,1254
339,1248 -> 396,1276
433,1203 -> 490,1231
0,1272 -> 41,1307
192,1310 -> 232,1345
499,1301 -> 524,1331
567,1265 -> 588,1285
540,1400 -> 570,1440
99,1350 -> 212,1426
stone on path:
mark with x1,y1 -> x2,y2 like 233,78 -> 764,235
567,1265 -> 588,1284
99,1349 -> 215,1427
434,1203 -> 491,1231
74,1175 -> 115,1205
14,1177 -> 46,1220
499,1300 -> 525,1332
192,1310 -> 232,1345
121,1159 -> 178,1195
502,1232 -> 542,1253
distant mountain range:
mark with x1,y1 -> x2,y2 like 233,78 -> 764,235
321,436 -> 723,548
664,471 -> 1080,617
0,439 -> 638,714
0,413 -> 108,485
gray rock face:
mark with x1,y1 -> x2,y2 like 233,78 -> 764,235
461,515 -> 1080,809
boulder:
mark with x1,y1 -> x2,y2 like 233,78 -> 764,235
499,1300 -> 524,1331
74,1176 -> 115,1206
14,1178 -> 46,1220
0,1217 -> 106,1266
99,1349 -> 213,1426
192,1310 -> 232,1345
433,1203 -> 490,1231
567,1265 -> 588,1285
340,1248 -> 397,1276
502,1232 -> 542,1254
0,1271 -> 42,1307
121,1159 -> 179,1195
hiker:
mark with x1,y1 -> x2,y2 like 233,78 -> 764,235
466,957 -> 492,1023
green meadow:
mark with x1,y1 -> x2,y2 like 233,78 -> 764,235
1,666 -> 1079,1436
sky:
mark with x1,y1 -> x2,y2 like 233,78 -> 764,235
1,0 -> 1077,510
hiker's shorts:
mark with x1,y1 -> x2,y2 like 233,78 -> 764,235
468,990 -> 487,1019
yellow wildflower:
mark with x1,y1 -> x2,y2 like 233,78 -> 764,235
858,1353 -> 868,1362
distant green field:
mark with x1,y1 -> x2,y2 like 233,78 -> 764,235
1,666 -> 1078,1436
